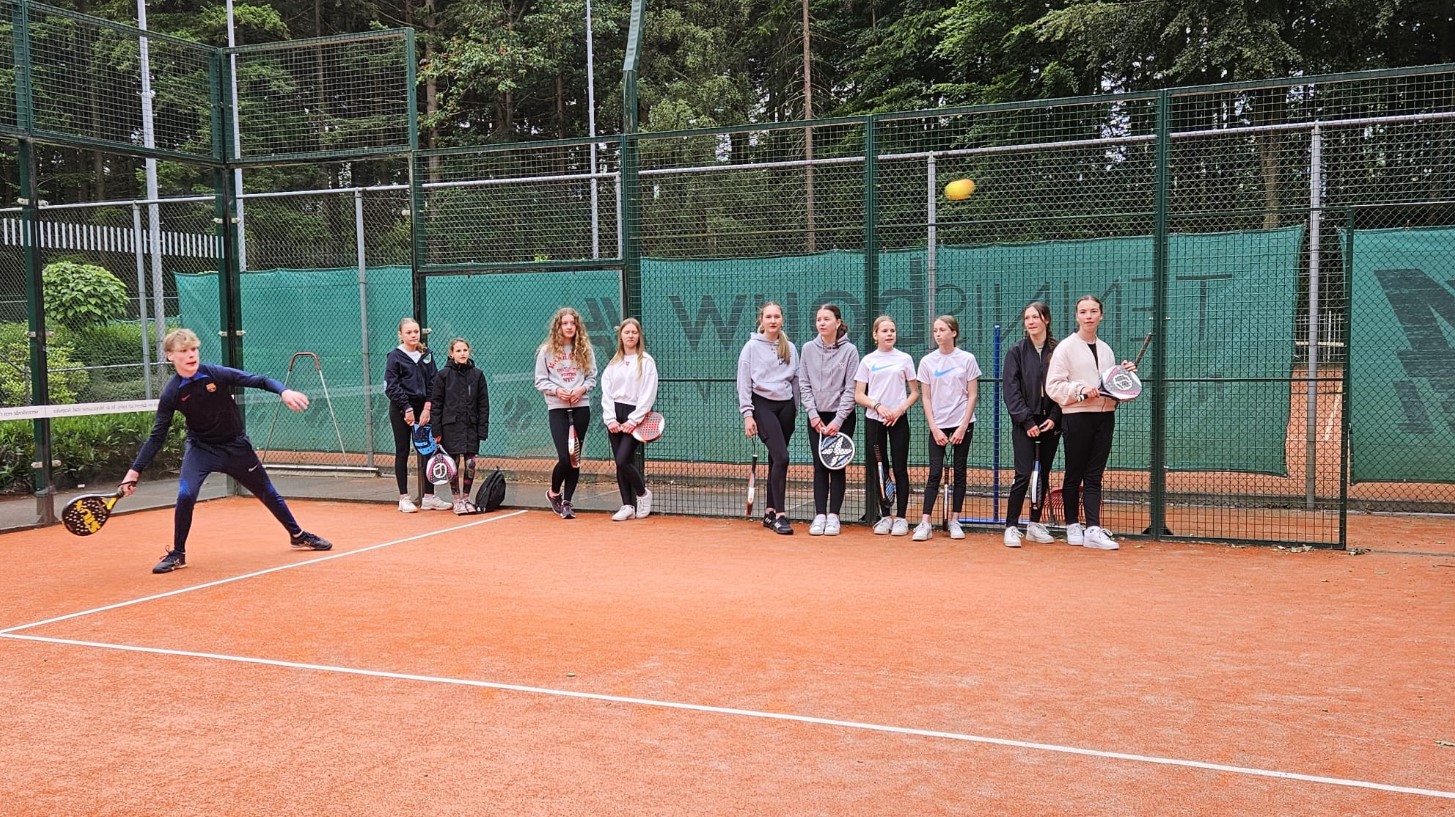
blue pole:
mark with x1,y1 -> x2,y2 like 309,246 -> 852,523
992,323 -> 1002,524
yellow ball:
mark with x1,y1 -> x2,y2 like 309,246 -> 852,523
944,178 -> 976,201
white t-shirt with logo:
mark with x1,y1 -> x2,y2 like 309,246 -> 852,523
917,347 -> 981,428
854,348 -> 917,422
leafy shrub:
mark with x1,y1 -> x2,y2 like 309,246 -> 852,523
0,322 -> 90,406
42,261 -> 131,331
0,411 -> 185,494
59,322 -> 154,402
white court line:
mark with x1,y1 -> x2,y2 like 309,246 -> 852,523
0,510 -> 528,636
2,632 -> 1452,801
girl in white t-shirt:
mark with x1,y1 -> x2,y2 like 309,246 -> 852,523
914,315 -> 981,541
601,318 -> 659,521
854,315 -> 920,535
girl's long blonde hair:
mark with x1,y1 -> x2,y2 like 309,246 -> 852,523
610,317 -> 648,377
542,307 -> 594,373
759,301 -> 792,364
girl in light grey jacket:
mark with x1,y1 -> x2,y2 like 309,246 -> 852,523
534,307 -> 597,519
737,301 -> 799,535
799,304 -> 859,536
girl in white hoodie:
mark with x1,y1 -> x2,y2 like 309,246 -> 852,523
601,318 -> 659,521
535,307 -> 597,519
737,301 -> 800,535
1045,294 -> 1138,551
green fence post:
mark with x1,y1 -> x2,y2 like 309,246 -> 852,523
863,115 -> 880,521
19,138 -> 54,523
1339,207 -> 1354,550
1148,90 -> 1170,539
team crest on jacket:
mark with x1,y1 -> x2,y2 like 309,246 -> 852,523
205,383 -> 217,392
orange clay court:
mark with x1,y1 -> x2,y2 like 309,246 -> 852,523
2,499 -> 1452,815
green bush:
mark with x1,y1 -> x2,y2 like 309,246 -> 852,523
42,261 -> 131,331
0,322 -> 90,406
59,322 -> 153,402
0,411 -> 185,494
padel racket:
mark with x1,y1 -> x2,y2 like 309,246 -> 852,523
1029,438 -> 1042,513
941,483 -> 950,529
412,423 -> 437,457
817,432 -> 855,470
426,447 -> 457,485
61,481 -> 136,536
632,411 -> 665,443
1098,332 -> 1153,402
873,443 -> 891,516
745,452 -> 759,518
567,408 -> 582,467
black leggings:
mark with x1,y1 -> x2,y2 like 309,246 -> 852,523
548,407 -> 591,499
866,418 -> 910,518
751,394 -> 796,514
1061,411 -> 1116,527
805,410 -> 856,516
608,402 -> 646,506
388,399 -> 435,497
922,425 -> 972,517
1004,424 -> 1060,526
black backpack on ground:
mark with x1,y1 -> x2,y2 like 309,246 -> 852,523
474,468 -> 507,512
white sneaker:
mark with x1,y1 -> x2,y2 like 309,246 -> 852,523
947,519 -> 964,540
398,498 -> 418,513
1066,523 -> 1085,546
824,514 -> 841,536
612,505 -> 636,521
452,499 -> 471,515
873,517 -> 893,535
1003,527 -> 1023,548
1084,526 -> 1119,550
420,495 -> 452,511
1026,522 -> 1054,543
635,488 -> 653,518
809,514 -> 827,536
891,518 -> 910,536
912,521 -> 933,541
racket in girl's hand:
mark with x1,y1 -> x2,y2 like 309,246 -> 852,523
817,432 -> 855,470
873,444 -> 891,516
1098,332 -> 1153,402
61,481 -> 136,536
1030,438 -> 1043,513
745,452 -> 758,518
426,448 -> 457,485
567,408 -> 582,467
632,411 -> 665,443
412,424 -> 438,457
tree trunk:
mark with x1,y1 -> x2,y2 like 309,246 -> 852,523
425,0 -> 440,180
802,0 -> 816,252
1254,88 -> 1282,229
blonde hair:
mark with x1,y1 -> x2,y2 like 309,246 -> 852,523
933,314 -> 959,346
163,328 -> 200,352
611,317 -> 648,378
542,307 -> 594,374
447,337 -> 470,355
758,301 -> 792,364
871,315 -> 896,340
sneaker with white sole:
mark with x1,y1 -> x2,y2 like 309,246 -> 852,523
420,495 -> 452,511
1083,525 -> 1119,550
612,504 -> 636,521
1066,523 -> 1085,546
912,521 -> 933,541
1026,522 -> 1054,543
560,500 -> 576,520
152,550 -> 187,574
452,499 -> 472,515
891,518 -> 910,536
824,514 -> 841,536
398,498 -> 418,513
947,519 -> 965,540
873,516 -> 893,535
547,491 -> 566,517
808,514 -> 827,536
1003,527 -> 1023,548
635,488 -> 653,519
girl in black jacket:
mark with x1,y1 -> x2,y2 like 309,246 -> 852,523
1001,301 -> 1063,546
429,338 -> 491,514
384,318 -> 445,512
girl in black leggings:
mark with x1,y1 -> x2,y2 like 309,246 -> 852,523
854,316 -> 920,536
601,318 -> 659,521
534,307 -> 597,519
737,302 -> 799,535
1001,301 -> 1062,547
383,317 -> 445,512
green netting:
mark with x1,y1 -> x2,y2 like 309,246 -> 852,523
1348,226 -> 1455,484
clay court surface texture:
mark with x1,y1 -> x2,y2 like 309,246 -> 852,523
3,500 -> 1451,816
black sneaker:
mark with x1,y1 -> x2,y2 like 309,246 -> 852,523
290,532 -> 333,551
560,500 -> 576,519
152,551 -> 187,574
547,491 -> 567,517
763,510 -> 775,529
772,515 -> 794,536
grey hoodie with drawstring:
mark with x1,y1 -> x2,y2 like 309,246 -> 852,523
736,332 -> 800,416
798,335 -> 860,425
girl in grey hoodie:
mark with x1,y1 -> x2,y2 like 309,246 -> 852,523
737,301 -> 800,535
799,304 -> 859,536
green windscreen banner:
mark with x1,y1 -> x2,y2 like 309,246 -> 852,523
1348,227 -> 1455,484
179,226 -> 1302,474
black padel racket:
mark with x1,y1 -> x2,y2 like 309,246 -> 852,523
61,481 -> 136,536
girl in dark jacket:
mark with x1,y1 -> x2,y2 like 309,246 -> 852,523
383,318 -> 445,513
429,338 -> 491,514
1001,301 -> 1063,546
